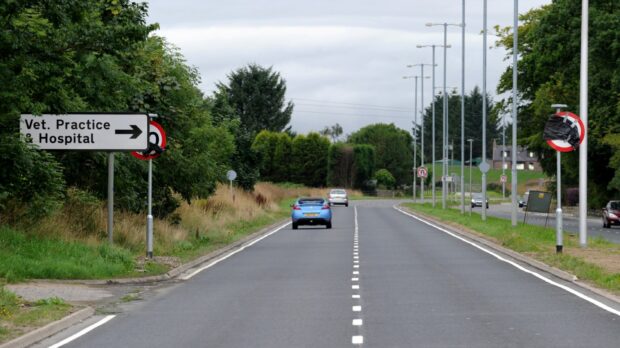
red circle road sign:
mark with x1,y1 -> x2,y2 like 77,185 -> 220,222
500,174 -> 507,183
132,121 -> 166,160
417,167 -> 428,178
546,111 -> 585,153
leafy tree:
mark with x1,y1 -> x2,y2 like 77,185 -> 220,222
495,0 -> 620,207
291,133 -> 330,187
348,123 -> 413,186
252,130 -> 279,181
375,169 -> 396,189
320,123 -> 344,143
352,144 -> 376,189
272,133 -> 293,182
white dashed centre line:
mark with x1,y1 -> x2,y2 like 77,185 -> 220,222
352,336 -> 364,344
351,206 -> 364,345
352,305 -> 362,312
353,319 -> 363,326
352,285 -> 360,290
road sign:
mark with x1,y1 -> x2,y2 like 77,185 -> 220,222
544,111 -> 585,152
131,121 -> 166,160
20,114 -> 149,151
227,170 -> 237,181
478,160 -> 490,174
443,175 -> 453,183
417,167 -> 428,178
500,174 -> 507,183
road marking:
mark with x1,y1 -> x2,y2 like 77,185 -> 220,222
352,336 -> 364,344
353,305 -> 362,312
353,319 -> 363,326
352,277 -> 359,281
353,252 -> 359,255
354,264 -> 359,268
352,294 -> 361,299
180,222 -> 291,280
352,285 -> 359,290
48,315 -> 116,348
353,271 -> 359,275
353,260 -> 359,264
354,256 -> 359,259
393,205 -> 620,317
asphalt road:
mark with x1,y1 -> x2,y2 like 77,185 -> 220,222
40,200 -> 620,347
481,202 -> 620,244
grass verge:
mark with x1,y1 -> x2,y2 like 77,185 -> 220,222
401,203 -> 620,295
0,183 -> 345,281
0,286 -> 73,344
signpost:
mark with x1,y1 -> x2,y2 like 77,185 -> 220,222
20,114 -> 149,151
132,120 -> 167,258
544,105 -> 585,253
21,113 -> 149,245
227,170 -> 237,202
478,160 -> 490,220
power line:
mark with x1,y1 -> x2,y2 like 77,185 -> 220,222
294,109 -> 416,121
291,97 -> 411,111
294,102 -> 413,113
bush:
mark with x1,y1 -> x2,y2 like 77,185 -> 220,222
375,169 -> 396,189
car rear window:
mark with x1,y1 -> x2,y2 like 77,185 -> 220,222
299,198 -> 325,205
331,190 -> 346,194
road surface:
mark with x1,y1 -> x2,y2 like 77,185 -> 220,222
38,200 -> 620,347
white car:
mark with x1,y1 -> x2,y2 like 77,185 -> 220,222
328,189 -> 349,207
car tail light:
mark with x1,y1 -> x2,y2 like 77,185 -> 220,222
293,204 -> 301,210
322,204 -> 330,210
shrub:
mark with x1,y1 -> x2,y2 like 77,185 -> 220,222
375,169 -> 396,189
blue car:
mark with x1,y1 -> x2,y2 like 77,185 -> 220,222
291,197 -> 332,229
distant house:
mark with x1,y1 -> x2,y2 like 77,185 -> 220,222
491,139 -> 541,171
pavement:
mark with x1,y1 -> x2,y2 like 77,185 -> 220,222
21,200 -> 620,347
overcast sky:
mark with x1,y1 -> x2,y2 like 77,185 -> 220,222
146,0 -> 551,135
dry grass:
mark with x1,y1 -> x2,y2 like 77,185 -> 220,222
24,183 -> 353,256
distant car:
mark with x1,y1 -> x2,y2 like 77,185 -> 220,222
291,197 -> 332,229
471,193 -> 489,209
519,192 -> 530,208
602,200 -> 620,228
328,189 -> 349,207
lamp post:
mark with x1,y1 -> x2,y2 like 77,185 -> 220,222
460,0 -> 466,214
427,21 -> 462,209
481,0 -> 488,221
408,64 -> 432,202
403,75 -> 422,202
417,44 -> 449,207
511,0 -> 519,227
579,0 -> 588,247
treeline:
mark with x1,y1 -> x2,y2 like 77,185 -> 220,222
0,1 -> 291,221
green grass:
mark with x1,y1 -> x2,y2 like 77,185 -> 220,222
0,226 -> 134,282
0,287 -> 72,343
428,165 -> 547,185
402,203 -> 620,294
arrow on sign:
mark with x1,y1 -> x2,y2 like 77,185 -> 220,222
115,125 -> 142,139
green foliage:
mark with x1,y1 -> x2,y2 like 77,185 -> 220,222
291,133 -> 330,187
349,123 -> 413,186
0,135 -> 65,221
495,0 -> 620,207
352,144 -> 376,189
327,143 -> 354,188
375,169 -> 396,189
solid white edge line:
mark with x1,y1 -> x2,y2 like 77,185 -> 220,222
180,222 -> 291,280
48,315 -> 116,348
393,205 -> 620,317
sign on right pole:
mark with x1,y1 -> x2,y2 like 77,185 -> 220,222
543,110 -> 586,253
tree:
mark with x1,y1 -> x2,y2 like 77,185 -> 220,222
375,169 -> 396,189
251,130 -> 293,182
352,144 -> 376,189
348,123 -> 413,186
291,133 -> 330,187
320,123 -> 344,143
211,64 -> 294,190
327,143 -> 354,188
495,0 -> 620,207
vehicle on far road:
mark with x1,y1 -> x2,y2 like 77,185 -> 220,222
602,200 -> 620,228
291,197 -> 332,230
519,191 -> 530,208
328,188 -> 349,207
471,193 -> 489,209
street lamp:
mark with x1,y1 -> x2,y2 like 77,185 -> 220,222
460,0 -> 466,214
407,64 -> 432,202
511,0 -> 519,227
403,75 -> 419,202
417,44 -> 450,207
481,0 -> 488,221
427,21 -> 463,209
579,0 -> 589,247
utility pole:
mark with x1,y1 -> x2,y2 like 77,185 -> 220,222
481,0 -> 488,221
511,0 -> 519,227
579,0 -> 589,247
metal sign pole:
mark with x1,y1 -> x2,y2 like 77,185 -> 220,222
107,152 -> 114,244
147,158 -> 153,259
556,151 -> 563,253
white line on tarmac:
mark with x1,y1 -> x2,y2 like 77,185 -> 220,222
352,285 -> 360,290
48,315 -> 116,348
393,205 -> 620,317
352,306 -> 362,312
352,336 -> 364,344
353,319 -> 363,326
180,222 -> 291,280
352,294 -> 361,299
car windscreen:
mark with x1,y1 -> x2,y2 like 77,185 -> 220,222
610,202 -> 620,210
331,190 -> 346,194
298,199 -> 324,205
472,194 -> 482,199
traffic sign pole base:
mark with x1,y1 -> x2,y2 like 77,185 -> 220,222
556,245 -> 563,254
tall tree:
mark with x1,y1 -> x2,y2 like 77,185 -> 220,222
348,123 -> 413,186
291,133 -> 330,187
495,0 -> 620,207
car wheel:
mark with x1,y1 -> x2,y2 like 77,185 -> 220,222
292,222 -> 298,230
486,204 -> 489,209
345,203 -> 349,207
471,204 -> 475,208
326,221 -> 332,229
